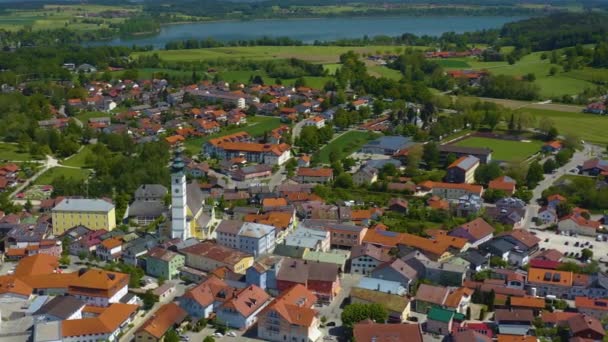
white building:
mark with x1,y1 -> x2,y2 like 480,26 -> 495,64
171,151 -> 190,240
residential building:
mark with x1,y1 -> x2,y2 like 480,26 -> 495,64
448,217 -> 495,247
558,214 -> 602,236
216,284 -> 271,329
414,284 -> 449,313
350,287 -> 411,322
426,307 -> 462,335
581,158 -> 608,176
296,168 -> 334,183
488,175 -> 517,195
575,297 -> 608,320
353,166 -> 378,186
276,257 -> 341,304
370,258 -> 418,290
217,221 -> 277,257
180,241 -> 254,274
205,134 -> 291,166
134,184 -> 167,202
97,237 -> 122,262
283,226 -> 331,252
135,303 -> 187,342
51,198 -> 116,235
387,198 -> 409,214
246,255 -> 283,293
257,284 -> 322,342
446,155 -> 480,184
419,181 -> 484,201
33,296 -> 85,321
444,287 -> 474,314
494,309 -> 534,335
179,277 -> 231,319
305,116 -> 325,128
353,321 -> 423,342
349,244 -> 391,275
146,247 -> 185,280
567,314 -> 606,341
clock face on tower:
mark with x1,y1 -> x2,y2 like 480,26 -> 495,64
175,189 -> 179,194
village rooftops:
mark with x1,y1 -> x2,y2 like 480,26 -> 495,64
297,167 -> 333,177
353,320 -> 423,342
260,284 -> 317,327
137,302 -> 187,339
147,247 -> 181,262
221,284 -> 271,318
61,303 -> 138,338
415,284 -> 449,306
181,241 -> 252,265
52,198 -> 114,212
448,155 -> 480,170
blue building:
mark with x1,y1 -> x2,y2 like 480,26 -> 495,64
246,255 -> 282,295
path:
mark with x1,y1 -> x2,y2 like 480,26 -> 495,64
476,97 -> 584,112
292,118 -> 307,142
9,155 -> 59,198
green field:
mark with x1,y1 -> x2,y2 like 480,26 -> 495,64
323,63 -> 342,75
316,131 -> 379,163
35,167 -> 91,185
443,52 -> 607,98
75,111 -> 110,123
453,136 -> 543,162
133,45 -> 420,64
0,143 -> 37,161
184,116 -> 282,154
516,108 -> 608,145
62,146 -> 94,168
367,66 -> 403,81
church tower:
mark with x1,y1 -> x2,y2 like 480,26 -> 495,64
171,148 -> 189,240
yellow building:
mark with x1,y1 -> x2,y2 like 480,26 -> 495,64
51,198 -> 116,235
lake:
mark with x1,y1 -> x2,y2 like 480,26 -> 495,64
93,15 -> 525,48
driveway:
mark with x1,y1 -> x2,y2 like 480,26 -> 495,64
317,273 -> 363,340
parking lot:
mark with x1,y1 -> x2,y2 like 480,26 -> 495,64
532,228 -> 608,262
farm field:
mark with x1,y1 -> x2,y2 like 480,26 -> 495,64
0,143 -> 37,161
453,136 -> 543,162
35,167 -> 91,185
133,45 -> 417,64
516,108 -> 608,145
184,116 -> 282,155
316,130 -> 379,163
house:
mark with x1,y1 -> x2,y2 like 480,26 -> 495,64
538,206 -> 558,224
581,158 -> 608,176
349,244 -> 391,275
246,255 -> 283,294
444,287 -> 474,314
575,297 -> 608,320
353,321 -> 423,342
542,140 -> 563,153
585,101 -> 607,114
296,168 -> 334,183
216,284 -> 271,329
262,198 -> 288,211
362,229 -> 454,262
257,284 -> 322,342
204,134 -> 291,165
96,237 -> 122,262
276,257 -> 341,304
414,284 -> 449,313
420,181 -> 484,201
58,303 -> 138,342
387,198 -> 409,214
361,136 -> 415,155
135,303 -> 187,342
216,221 -> 276,257
355,277 -> 407,296
297,155 -> 311,167
305,116 -> 325,128
446,155 -> 480,184
426,307 -> 463,335
448,218 -> 495,247
350,287 -> 411,322
509,296 -> 546,314
451,330 -> 492,342
567,314 -> 605,341
558,214 -> 602,236
494,309 -> 534,335
69,229 -> 107,256
353,166 -> 379,186
51,198 -> 116,235
547,194 -> 567,209
488,176 -> 517,195
283,226 -> 331,252
180,241 -> 254,274
370,258 -> 418,290
438,145 -> 493,164
232,165 -> 273,181
146,247 -> 185,280
126,200 -> 166,226
178,276 -> 231,319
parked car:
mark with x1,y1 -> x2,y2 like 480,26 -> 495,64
326,322 -> 336,327
575,242 -> 580,247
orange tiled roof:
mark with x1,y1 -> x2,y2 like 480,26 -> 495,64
137,303 -> 187,339
101,237 -> 122,250
575,296 -> 608,311
496,335 -> 537,342
221,285 -> 270,318
263,198 -> 288,207
363,229 -> 452,257
244,211 -> 293,230
297,168 -> 333,177
444,287 -> 474,308
61,303 -> 138,337
14,254 -> 58,277
0,275 -> 33,297
261,284 -> 317,326
510,296 -> 546,309
165,135 -> 185,145
527,268 -> 573,287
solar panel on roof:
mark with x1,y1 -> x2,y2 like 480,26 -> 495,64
379,231 -> 397,237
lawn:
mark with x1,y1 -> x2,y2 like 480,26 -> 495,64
133,45 -> 420,64
367,66 -> 403,81
516,108 -> 608,145
453,137 -> 543,162
316,131 -> 380,164
436,59 -> 471,69
323,63 -> 342,75
62,146 -> 94,168
184,116 -> 282,155
34,167 -> 91,185
0,142 -> 37,161
75,111 -> 110,123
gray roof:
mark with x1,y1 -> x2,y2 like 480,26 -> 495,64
52,198 -> 114,212
216,220 -> 243,235
128,200 -> 166,218
34,296 -> 85,320
135,184 -> 168,200
357,277 -> 407,296
365,159 -> 402,169
34,321 -> 62,342
460,249 -> 487,267
451,155 -> 480,171
186,182 -> 204,215
481,239 -> 515,255
239,222 -> 275,238
363,136 -> 413,151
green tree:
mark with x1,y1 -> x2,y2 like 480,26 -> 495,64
334,173 -> 353,189
543,158 -> 558,174
341,303 -> 388,328
526,161 -> 544,188
582,248 -> 593,260
422,142 -> 440,169
164,328 -> 179,342
474,161 -> 503,185
203,337 -> 215,342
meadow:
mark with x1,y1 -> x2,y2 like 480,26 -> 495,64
516,108 -> 608,145
34,167 -> 91,185
453,136 -> 543,162
0,143 -> 37,161
62,146 -> 94,168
